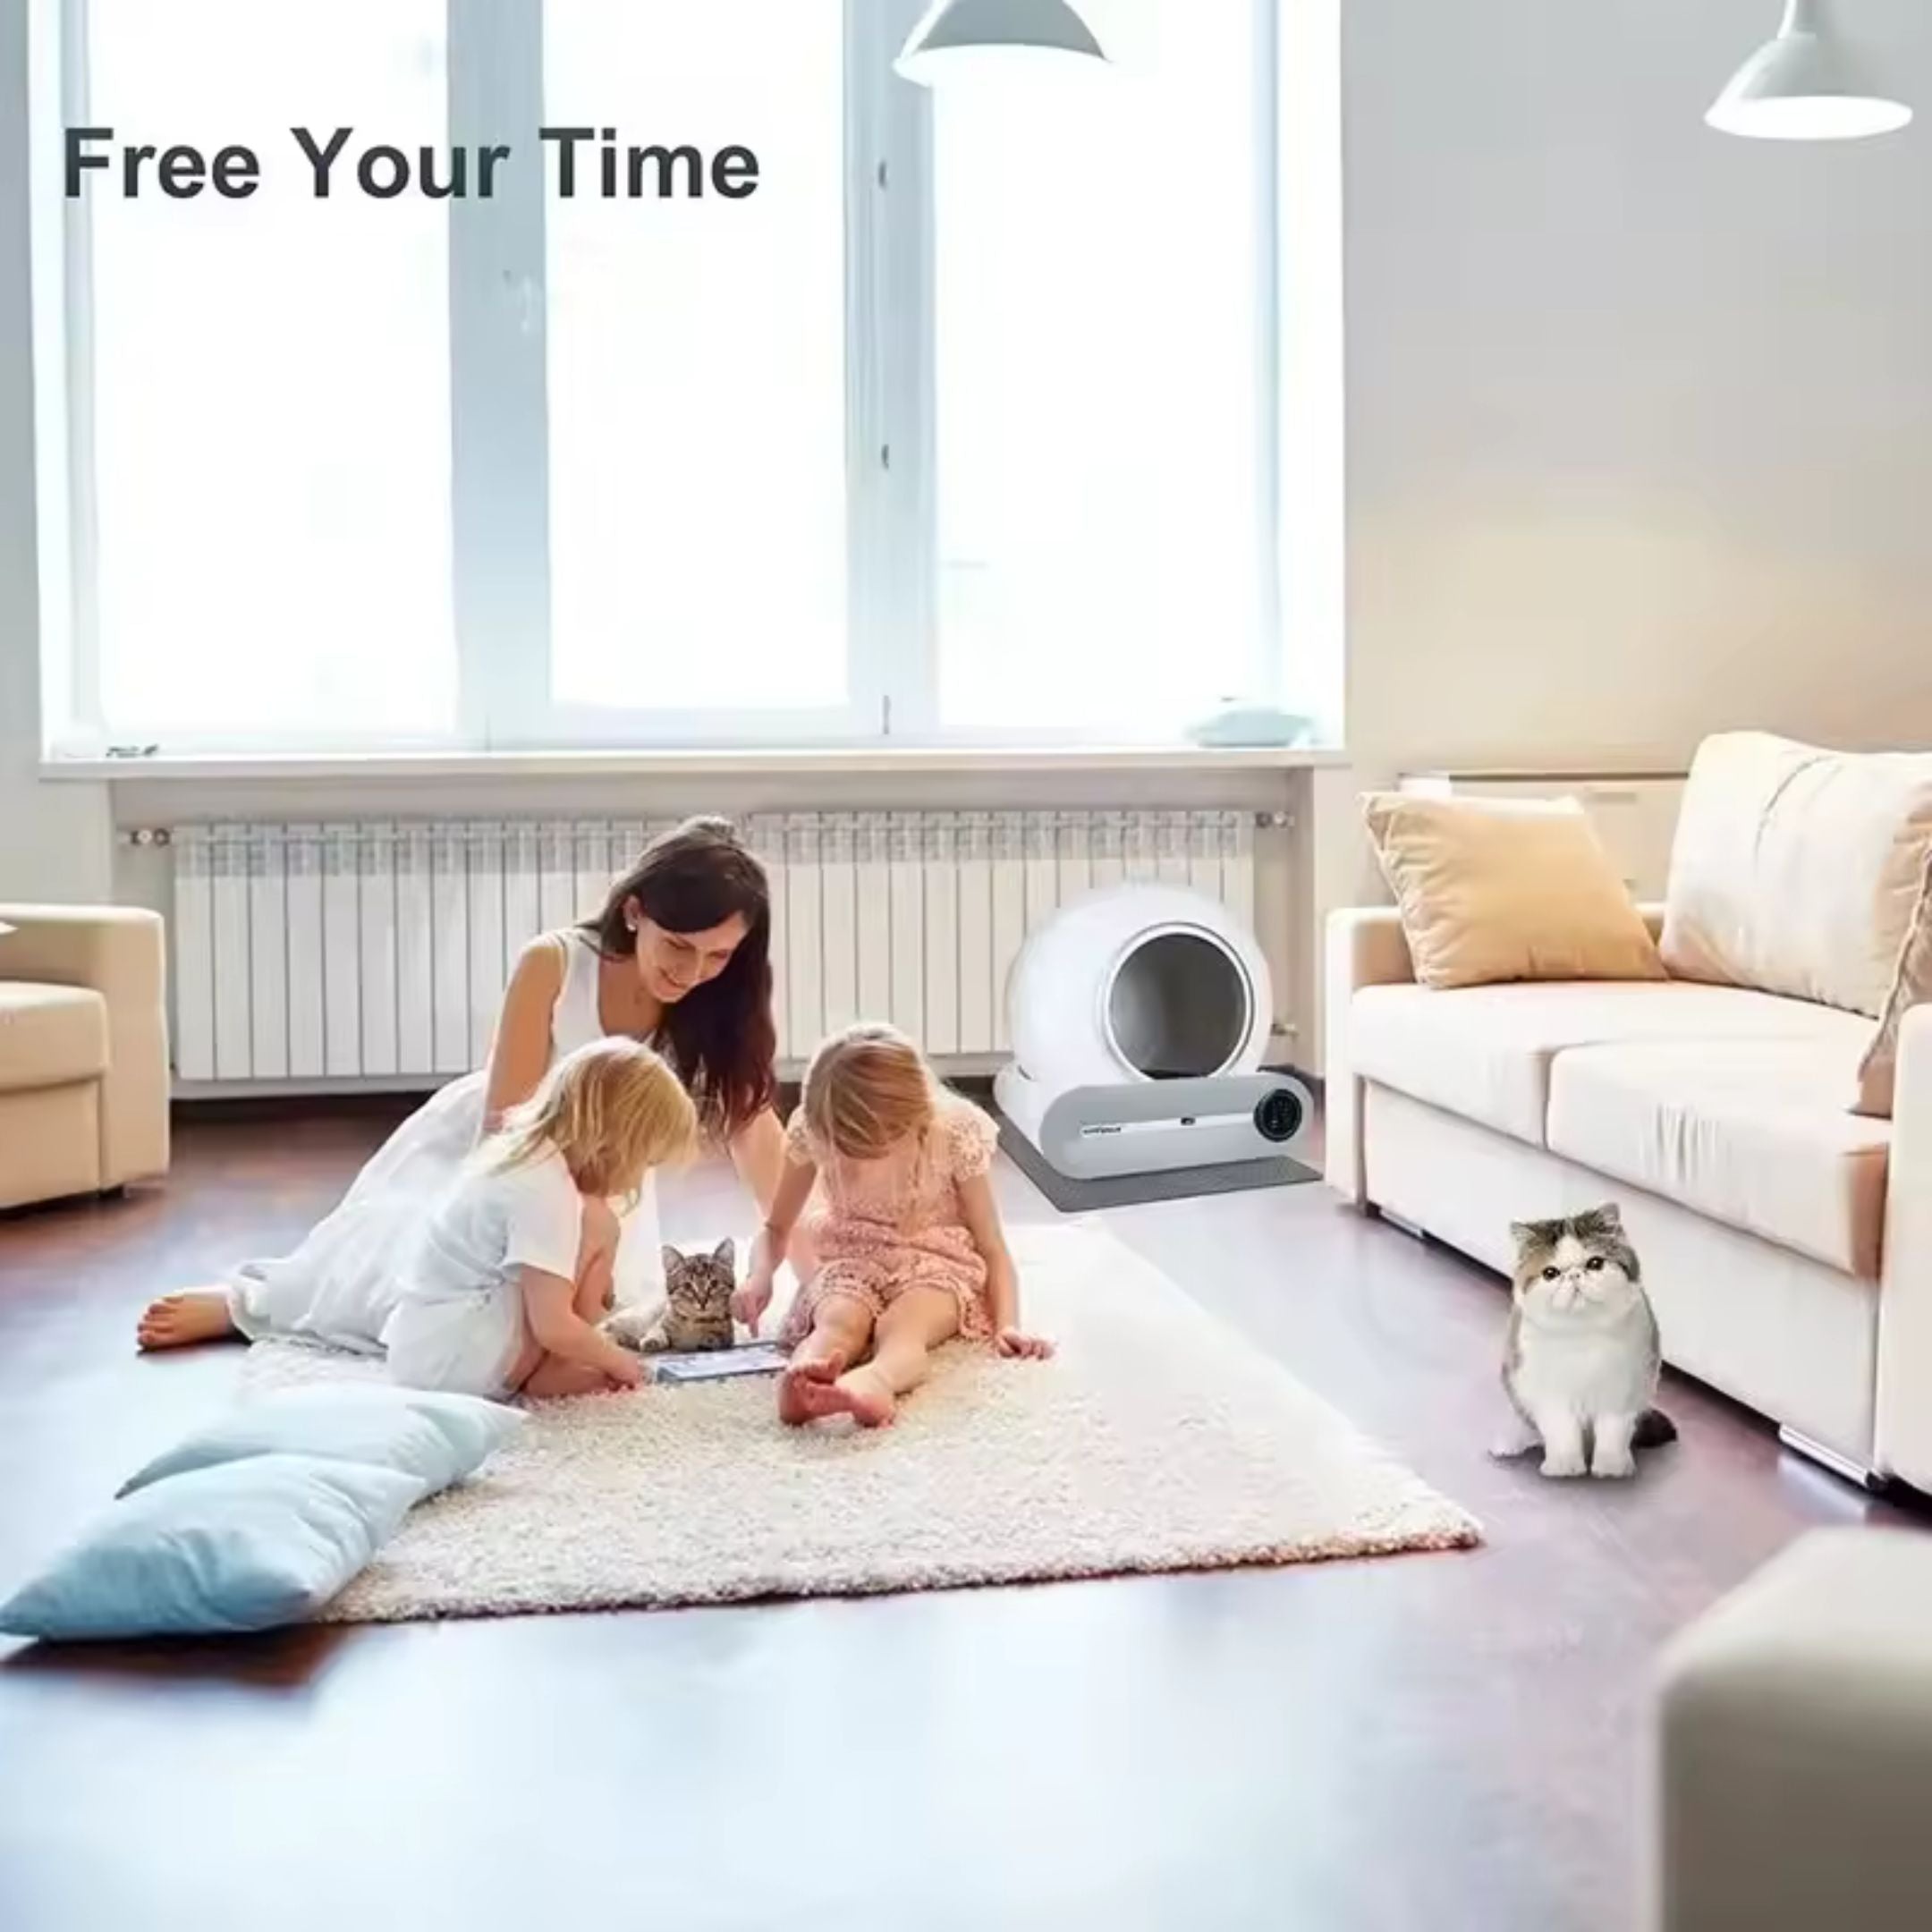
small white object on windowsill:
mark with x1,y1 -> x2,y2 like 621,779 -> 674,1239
1186,701 -> 1315,750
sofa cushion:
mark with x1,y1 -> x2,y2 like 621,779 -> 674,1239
1351,979 -> 1873,1148
1662,732 -> 1932,1020
0,982 -> 109,1094
1547,1040 -> 1889,1278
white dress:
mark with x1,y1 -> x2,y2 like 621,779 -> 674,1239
226,929 -> 663,1353
381,1147 -> 589,1399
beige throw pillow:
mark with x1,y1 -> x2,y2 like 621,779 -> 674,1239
1360,792 -> 1666,990
1854,848 -> 1932,1117
1661,732 -> 1932,1021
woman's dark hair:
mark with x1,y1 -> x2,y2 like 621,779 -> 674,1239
581,817 -> 775,1133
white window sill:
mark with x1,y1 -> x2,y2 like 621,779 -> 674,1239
41,743 -> 1347,783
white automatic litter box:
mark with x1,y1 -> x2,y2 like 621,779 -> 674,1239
994,883 -> 1315,1182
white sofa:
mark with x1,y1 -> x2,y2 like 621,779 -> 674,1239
1324,905 -> 1932,1493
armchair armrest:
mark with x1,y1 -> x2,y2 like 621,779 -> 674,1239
0,906 -> 170,1186
1323,909 -> 1415,1205
1876,1004 -> 1932,1488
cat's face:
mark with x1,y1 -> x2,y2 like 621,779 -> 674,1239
661,1239 -> 735,1319
1510,1206 -> 1642,1320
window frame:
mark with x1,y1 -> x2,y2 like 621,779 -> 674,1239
33,0 -> 1286,758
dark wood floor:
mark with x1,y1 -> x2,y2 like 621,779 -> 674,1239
0,1104 -> 1915,1932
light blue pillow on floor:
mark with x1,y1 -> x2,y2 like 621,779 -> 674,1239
0,1453 -> 423,1641
117,1385 -> 523,1500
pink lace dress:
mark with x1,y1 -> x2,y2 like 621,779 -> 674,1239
779,1093 -> 1000,1346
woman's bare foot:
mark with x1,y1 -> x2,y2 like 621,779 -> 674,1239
135,1291 -> 240,1352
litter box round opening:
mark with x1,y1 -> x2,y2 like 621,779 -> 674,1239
1102,926 -> 1254,1080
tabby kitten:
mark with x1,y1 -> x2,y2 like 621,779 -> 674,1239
606,1240 -> 737,1354
1495,1204 -> 1676,1479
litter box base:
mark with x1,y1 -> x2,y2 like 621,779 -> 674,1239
996,1111 -> 1319,1213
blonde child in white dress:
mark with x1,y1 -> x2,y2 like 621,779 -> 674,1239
384,1038 -> 697,1400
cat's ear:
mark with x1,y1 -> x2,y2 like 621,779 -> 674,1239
712,1237 -> 735,1272
660,1244 -> 684,1275
1509,1221 -> 1541,1253
1592,1202 -> 1623,1233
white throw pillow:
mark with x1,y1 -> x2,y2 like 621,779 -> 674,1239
0,1454 -> 423,1641
117,1385 -> 523,1500
1661,733 -> 1932,1020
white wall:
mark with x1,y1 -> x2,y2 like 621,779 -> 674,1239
0,0 -> 111,903
1345,0 -> 1932,789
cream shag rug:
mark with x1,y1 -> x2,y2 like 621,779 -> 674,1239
242,1224 -> 1479,1623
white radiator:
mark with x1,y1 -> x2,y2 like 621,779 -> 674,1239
164,811 -> 1257,1086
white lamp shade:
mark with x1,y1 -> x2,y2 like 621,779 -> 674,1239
894,0 -> 1106,87
1707,0 -> 1911,140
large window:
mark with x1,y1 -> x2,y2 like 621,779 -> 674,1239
542,0 -> 851,727
34,0 -> 1301,755
934,2 -> 1273,738
63,0 -> 455,747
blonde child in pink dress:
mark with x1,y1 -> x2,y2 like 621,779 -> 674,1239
732,1023 -> 1054,1428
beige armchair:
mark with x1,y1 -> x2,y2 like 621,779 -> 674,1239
0,906 -> 170,1209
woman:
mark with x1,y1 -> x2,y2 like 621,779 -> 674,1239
137,817 -> 786,1352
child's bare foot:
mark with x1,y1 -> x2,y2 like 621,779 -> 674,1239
820,1367 -> 896,1429
777,1359 -> 847,1426
136,1291 -> 240,1352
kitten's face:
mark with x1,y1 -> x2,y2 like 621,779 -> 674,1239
661,1239 -> 735,1320
1510,1207 -> 1642,1321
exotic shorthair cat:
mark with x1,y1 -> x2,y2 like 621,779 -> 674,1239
605,1240 -> 738,1354
1493,1205 -> 1676,1479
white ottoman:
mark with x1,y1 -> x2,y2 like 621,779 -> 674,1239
1658,1528 -> 1932,1932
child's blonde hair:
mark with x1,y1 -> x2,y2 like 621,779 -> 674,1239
490,1038 -> 697,1204
801,1022 -> 936,1160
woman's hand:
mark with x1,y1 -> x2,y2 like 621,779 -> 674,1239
731,1269 -> 775,1337
994,1328 -> 1054,1360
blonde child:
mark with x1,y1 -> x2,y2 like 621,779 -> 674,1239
383,1038 -> 697,1400
732,1023 -> 1052,1428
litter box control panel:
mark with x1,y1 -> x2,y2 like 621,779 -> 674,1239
1254,1087 -> 1304,1143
